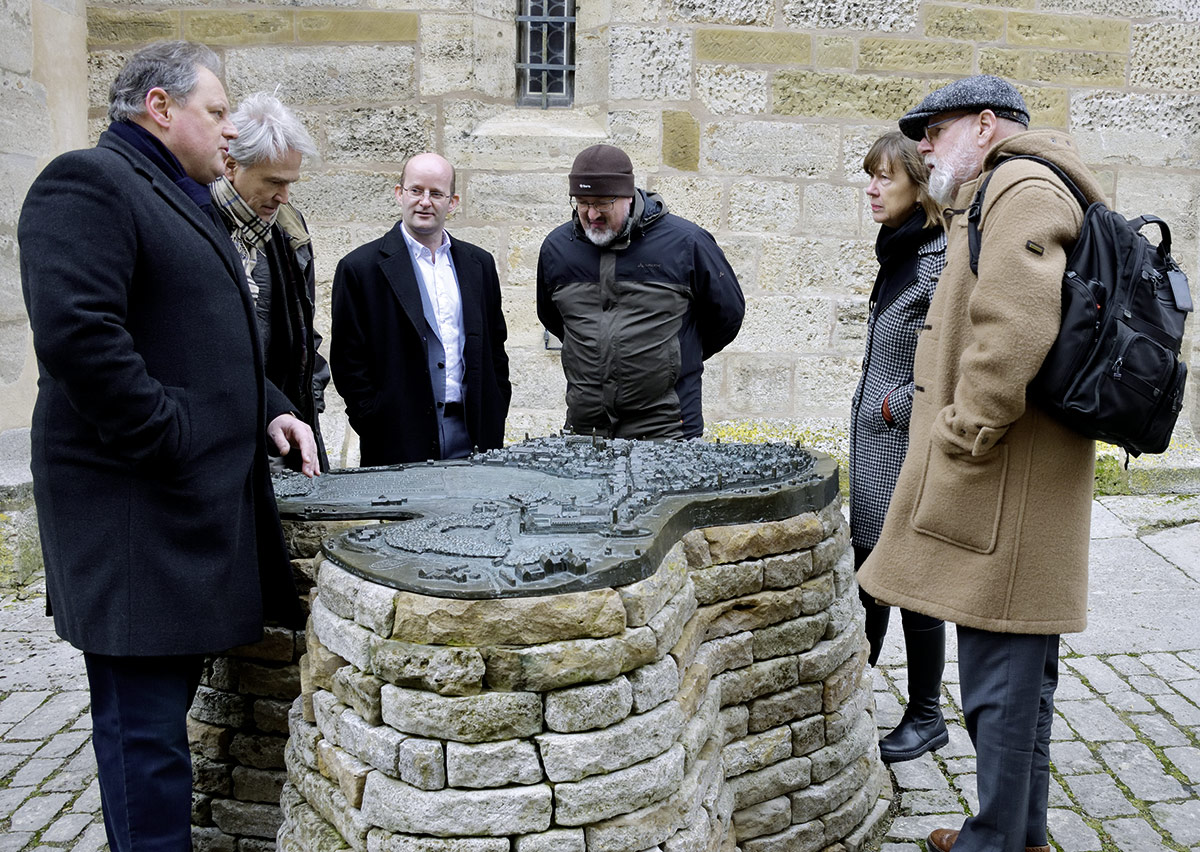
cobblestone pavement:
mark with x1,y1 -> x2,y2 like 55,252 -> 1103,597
1,494 -> 1197,852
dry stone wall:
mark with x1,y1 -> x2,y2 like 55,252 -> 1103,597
276,495 -> 890,852
69,0 -> 1200,464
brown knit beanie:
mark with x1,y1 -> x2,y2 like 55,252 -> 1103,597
569,144 -> 635,198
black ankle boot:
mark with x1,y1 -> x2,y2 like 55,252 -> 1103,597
879,621 -> 948,763
859,585 -> 890,667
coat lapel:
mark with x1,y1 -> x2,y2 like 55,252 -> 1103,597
378,224 -> 432,339
451,238 -> 483,341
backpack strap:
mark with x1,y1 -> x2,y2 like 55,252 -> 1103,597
967,154 -> 1088,275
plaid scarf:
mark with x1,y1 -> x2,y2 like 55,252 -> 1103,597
210,174 -> 275,290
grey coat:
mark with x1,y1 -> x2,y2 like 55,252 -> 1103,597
849,227 -> 947,550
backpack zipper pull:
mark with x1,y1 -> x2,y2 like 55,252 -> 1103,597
1112,357 -> 1123,379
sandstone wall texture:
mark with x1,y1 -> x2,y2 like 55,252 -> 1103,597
69,0 -> 1200,465
263,495 -> 889,852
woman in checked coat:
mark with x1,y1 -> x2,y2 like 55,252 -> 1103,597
849,131 -> 947,763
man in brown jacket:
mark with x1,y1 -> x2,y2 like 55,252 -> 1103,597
858,76 -> 1105,852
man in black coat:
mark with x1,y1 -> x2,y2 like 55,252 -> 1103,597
18,41 -> 316,852
331,152 -> 511,466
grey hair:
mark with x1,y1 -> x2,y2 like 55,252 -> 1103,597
107,41 -> 222,123
227,91 -> 318,167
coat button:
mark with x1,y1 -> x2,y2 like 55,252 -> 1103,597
438,362 -> 445,369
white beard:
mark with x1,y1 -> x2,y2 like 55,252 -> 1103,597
584,225 -> 619,247
926,136 -> 981,206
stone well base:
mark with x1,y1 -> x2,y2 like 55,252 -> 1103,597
277,495 -> 890,852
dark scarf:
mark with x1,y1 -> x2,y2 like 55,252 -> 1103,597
871,208 -> 943,313
108,120 -> 214,212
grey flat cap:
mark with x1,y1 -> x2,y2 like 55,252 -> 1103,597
898,75 -> 1030,141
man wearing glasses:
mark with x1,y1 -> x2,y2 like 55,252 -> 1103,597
537,143 -> 745,439
331,152 -> 511,465
858,76 -> 1106,852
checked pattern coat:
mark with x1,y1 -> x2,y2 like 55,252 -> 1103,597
849,230 -> 947,550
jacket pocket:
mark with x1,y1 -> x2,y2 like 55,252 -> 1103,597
910,443 -> 1008,554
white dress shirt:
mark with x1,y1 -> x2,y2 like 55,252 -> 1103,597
401,223 -> 465,404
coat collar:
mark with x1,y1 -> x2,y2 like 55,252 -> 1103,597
377,222 -> 483,340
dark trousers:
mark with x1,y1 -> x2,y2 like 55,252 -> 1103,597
440,410 -> 472,459
955,626 -> 1059,852
84,653 -> 206,852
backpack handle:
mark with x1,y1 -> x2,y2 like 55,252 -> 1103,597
1128,214 -> 1171,257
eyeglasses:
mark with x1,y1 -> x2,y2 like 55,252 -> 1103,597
570,197 -> 618,213
924,113 -> 972,143
400,185 -> 451,202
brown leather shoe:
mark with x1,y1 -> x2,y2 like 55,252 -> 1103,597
925,828 -> 1050,852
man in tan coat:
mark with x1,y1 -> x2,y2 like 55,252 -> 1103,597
858,76 -> 1105,852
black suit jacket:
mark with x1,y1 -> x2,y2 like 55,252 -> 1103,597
330,223 -> 511,466
18,130 -> 300,656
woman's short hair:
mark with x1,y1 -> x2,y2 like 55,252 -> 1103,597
863,131 -> 943,228
227,92 -> 319,168
108,41 -> 221,124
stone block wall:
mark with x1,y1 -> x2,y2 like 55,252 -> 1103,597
75,0 -> 1200,463
275,495 -> 891,852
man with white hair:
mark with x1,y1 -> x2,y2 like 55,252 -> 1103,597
212,91 -> 330,470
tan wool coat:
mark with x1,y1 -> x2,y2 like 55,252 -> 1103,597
858,130 -> 1106,635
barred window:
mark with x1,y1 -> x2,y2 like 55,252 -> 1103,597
516,0 -> 575,108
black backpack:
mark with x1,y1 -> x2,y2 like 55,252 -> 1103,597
968,154 -> 1192,457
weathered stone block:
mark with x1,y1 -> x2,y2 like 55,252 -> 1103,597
1130,23 -> 1200,91
691,559 -> 764,606
772,71 -> 933,120
674,660 -> 714,720
649,580 -> 698,658
822,781 -> 873,841
696,29 -> 810,63
694,632 -> 753,677
233,766 -> 288,804
361,772 -> 552,836
731,795 -> 790,842
858,38 -> 972,73
662,110 -> 699,171
825,673 -> 872,742
609,27 -> 691,100
312,597 -> 372,672
254,698 -> 293,735
513,828 -> 585,852
211,799 -> 283,840
617,543 -> 689,627
320,105 -> 436,164
231,732 -> 287,770
484,627 -> 656,692
296,10 -> 417,42
392,587 -> 625,645
87,8 -> 177,46
760,550 -> 815,589
181,11 -> 293,45
923,4 -> 1005,40
230,627 -> 297,664
812,524 -> 850,574
701,586 -> 806,641
747,682 -> 823,733
671,0 -> 773,24
790,752 -> 872,823
795,615 -> 864,683
1072,92 -> 1200,169
369,637 -> 485,698
193,754 -> 233,797
979,47 -> 1126,87
721,705 -> 749,745
752,614 -> 827,661
237,661 -> 302,701
446,739 -> 543,788
680,530 -> 712,569
814,35 -> 853,68
292,761 -> 372,850
188,717 -> 234,761
808,711 -> 875,784
727,754 -> 811,810
318,562 -> 398,638
716,656 -> 799,707
823,649 -> 867,712
553,744 -> 686,826
225,46 -> 416,106
191,687 -> 249,729
318,740 -> 372,809
800,573 -> 835,615
790,715 -> 825,757
1008,11 -> 1129,50
629,656 -> 679,714
740,820 -> 824,852
380,685 -> 542,743
781,0 -> 919,30
192,827 -> 236,852
332,666 -> 384,726
702,513 -> 823,564
723,725 -> 792,778
543,677 -> 633,733
536,699 -> 686,782
704,121 -> 840,178
417,14 -> 472,96
396,738 -> 446,792
679,689 -> 720,770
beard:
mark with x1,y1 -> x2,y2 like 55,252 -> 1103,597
927,136 -> 981,206
584,224 -> 620,247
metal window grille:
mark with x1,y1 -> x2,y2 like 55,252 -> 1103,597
517,0 -> 575,108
